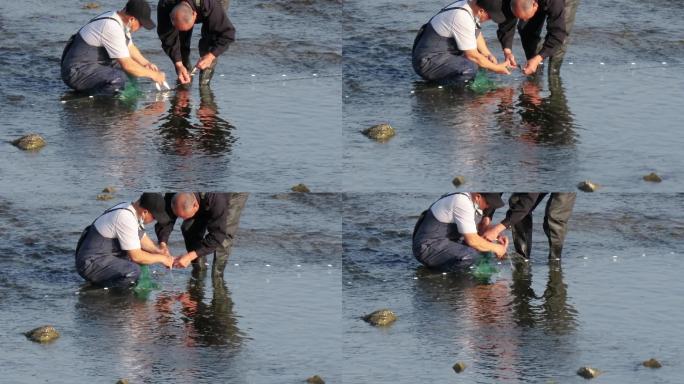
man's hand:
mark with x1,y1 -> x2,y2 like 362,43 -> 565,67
503,48 -> 517,67
483,223 -> 507,242
159,242 -> 171,256
195,53 -> 216,70
144,62 -> 159,72
151,70 -> 167,85
493,235 -> 509,259
173,253 -> 194,268
162,254 -> 175,269
492,62 -> 511,75
175,61 -> 191,84
486,53 -> 498,64
523,55 -> 544,75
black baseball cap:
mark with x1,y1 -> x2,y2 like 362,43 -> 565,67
125,0 -> 156,30
139,192 -> 170,224
480,193 -> 505,209
477,0 -> 506,24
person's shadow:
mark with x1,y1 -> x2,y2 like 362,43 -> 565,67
157,86 -> 237,157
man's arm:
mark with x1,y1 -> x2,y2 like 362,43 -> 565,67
192,193 -> 229,258
128,43 -> 158,71
155,193 -> 177,248
496,16 -> 517,53
476,32 -> 497,63
538,0 -> 567,59
202,0 -> 235,58
157,0 -> 182,63
483,193 -> 540,240
463,49 -> 510,74
463,233 -> 508,258
117,57 -> 165,83
128,248 -> 173,267
140,233 -> 165,254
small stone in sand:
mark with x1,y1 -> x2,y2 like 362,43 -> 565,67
643,173 -> 662,183
305,375 -> 325,384
452,362 -> 467,373
291,184 -> 311,193
24,325 -> 60,343
102,186 -> 117,193
577,180 -> 599,192
576,367 -> 601,379
362,309 -> 397,326
96,193 -> 115,201
452,176 -> 466,187
362,123 -> 395,141
12,134 -> 46,151
642,358 -> 662,368
83,2 -> 101,9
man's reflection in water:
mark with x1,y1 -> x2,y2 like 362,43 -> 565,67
498,73 -> 578,146
510,258 -> 578,333
157,86 -> 237,156
155,271 -> 244,348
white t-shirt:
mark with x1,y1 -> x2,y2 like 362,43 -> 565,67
430,193 -> 481,235
79,11 -> 131,59
430,0 -> 478,52
93,203 -> 143,251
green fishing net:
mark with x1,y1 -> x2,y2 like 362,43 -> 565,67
116,77 -> 143,101
470,251 -> 499,283
465,70 -> 499,93
133,265 -> 160,299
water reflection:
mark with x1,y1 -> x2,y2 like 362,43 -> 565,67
156,86 -> 237,157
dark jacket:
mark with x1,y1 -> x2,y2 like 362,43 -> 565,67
500,193 -> 545,228
497,0 -> 567,58
157,0 -> 235,63
155,192 -> 232,257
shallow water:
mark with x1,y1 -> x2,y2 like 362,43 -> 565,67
342,193 -> 684,383
0,192 -> 341,383
343,0 -> 684,191
0,0 -> 341,192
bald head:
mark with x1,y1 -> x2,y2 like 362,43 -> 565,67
170,2 -> 196,31
172,192 -> 199,219
511,0 -> 538,21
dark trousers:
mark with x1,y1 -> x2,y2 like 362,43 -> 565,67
517,0 -> 580,72
182,192 -> 248,276
510,193 -> 575,260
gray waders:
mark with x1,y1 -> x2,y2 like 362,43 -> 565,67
75,207 -> 142,288
510,193 -> 576,260
412,6 -> 478,83
61,15 -> 129,94
412,194 -> 480,270
183,192 -> 248,277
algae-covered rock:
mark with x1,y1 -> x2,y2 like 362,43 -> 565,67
577,180 -> 599,192
96,193 -> 115,201
577,366 -> 601,379
452,361 -> 467,373
12,134 -> 46,151
291,184 -> 311,193
305,375 -> 325,384
643,173 -> 662,183
102,186 -> 117,193
83,2 -> 101,9
24,325 -> 59,343
362,123 -> 395,141
642,358 -> 662,368
452,176 -> 466,187
362,309 -> 396,326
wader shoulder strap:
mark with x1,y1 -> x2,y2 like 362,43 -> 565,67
412,192 -> 469,240
61,15 -> 124,65
75,205 -> 135,253
413,5 -> 475,53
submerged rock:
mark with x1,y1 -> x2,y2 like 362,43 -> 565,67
24,325 -> 59,343
576,366 -> 601,379
6,94 -> 25,103
83,2 -> 101,9
642,358 -> 662,368
96,193 -> 115,201
366,237 -> 381,248
291,183 -> 311,193
102,186 -> 117,193
452,361 -> 467,373
362,123 -> 395,141
577,180 -> 599,192
452,176 -> 466,187
362,309 -> 396,326
305,375 -> 325,384
12,134 -> 46,151
643,173 -> 662,183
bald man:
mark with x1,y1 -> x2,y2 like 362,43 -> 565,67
157,0 -> 235,86
155,192 -> 248,278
